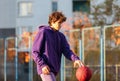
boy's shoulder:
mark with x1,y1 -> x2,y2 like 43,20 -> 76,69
38,25 -> 51,31
39,25 -> 49,29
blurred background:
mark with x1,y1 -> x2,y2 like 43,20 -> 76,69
0,0 -> 120,81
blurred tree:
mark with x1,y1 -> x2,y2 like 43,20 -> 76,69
91,0 -> 120,26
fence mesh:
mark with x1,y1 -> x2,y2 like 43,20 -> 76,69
0,25 -> 120,81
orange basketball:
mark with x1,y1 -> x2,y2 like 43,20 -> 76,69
76,66 -> 92,81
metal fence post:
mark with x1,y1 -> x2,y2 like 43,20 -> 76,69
82,29 -> 85,62
79,39 -> 83,60
100,26 -> 105,81
29,36 -> 33,81
104,27 -> 106,81
116,65 -> 118,81
60,55 -> 65,81
4,38 -> 7,81
15,37 -> 18,81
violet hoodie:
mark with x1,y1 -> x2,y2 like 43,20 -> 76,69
32,25 -> 79,75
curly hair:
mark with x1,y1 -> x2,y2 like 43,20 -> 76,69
48,11 -> 67,26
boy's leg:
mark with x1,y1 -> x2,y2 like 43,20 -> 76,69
40,72 -> 56,81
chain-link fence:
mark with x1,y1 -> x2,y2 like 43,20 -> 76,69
0,24 -> 120,81
61,24 -> 120,81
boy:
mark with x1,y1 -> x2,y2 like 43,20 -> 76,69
32,11 -> 84,81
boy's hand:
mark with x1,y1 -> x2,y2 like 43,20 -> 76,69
74,60 -> 84,68
42,65 -> 50,75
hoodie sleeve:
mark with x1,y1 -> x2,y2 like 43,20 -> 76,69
62,34 -> 80,61
32,28 -> 47,68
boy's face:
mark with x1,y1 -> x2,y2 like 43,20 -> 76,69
51,20 -> 63,31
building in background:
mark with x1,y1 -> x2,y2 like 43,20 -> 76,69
0,0 -> 16,38
0,0 -> 73,38
1,0 -> 119,37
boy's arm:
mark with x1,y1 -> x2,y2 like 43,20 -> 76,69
62,35 -> 84,67
32,29 -> 47,68
62,35 -> 79,61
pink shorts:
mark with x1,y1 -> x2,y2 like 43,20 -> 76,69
40,72 -> 56,81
